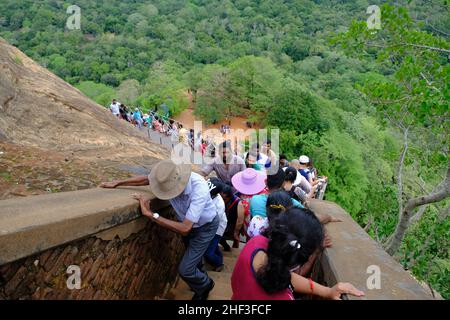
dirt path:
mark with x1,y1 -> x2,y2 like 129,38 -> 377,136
173,106 -> 261,151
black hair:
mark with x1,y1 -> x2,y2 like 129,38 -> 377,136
244,152 -> 250,166
245,151 -> 257,167
284,167 -> 298,183
279,154 -> 287,161
220,182 -> 234,198
266,190 -> 292,221
267,167 -> 285,190
207,177 -> 224,198
220,140 -> 232,153
256,208 -> 324,294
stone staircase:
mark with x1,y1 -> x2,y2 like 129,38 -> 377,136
164,241 -> 243,300
137,124 -> 239,300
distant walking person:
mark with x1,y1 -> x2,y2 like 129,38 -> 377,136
133,108 -> 143,129
100,159 -> 219,300
119,104 -> 129,121
109,99 -> 121,117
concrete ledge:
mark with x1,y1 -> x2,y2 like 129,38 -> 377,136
308,199 -> 432,300
0,186 -> 169,265
0,187 -> 435,299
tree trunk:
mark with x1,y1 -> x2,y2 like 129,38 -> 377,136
385,127 -> 408,249
386,160 -> 450,255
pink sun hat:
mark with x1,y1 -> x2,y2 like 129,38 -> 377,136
231,168 -> 267,195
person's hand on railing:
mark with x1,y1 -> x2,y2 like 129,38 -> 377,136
327,282 -> 365,300
132,193 -> 152,206
329,215 -> 342,222
99,181 -> 119,188
323,233 -> 333,248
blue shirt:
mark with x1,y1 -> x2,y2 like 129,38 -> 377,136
250,193 -> 304,218
299,169 -> 310,181
169,172 -> 218,228
133,112 -> 142,120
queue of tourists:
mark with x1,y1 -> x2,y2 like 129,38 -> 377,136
109,99 -> 214,152
100,134 -> 365,300
110,99 -> 173,132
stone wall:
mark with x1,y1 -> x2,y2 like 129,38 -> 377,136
0,187 -> 185,300
0,187 -> 435,300
0,212 -> 183,300
307,199 -> 433,300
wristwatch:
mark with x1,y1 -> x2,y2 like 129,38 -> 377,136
152,212 -> 160,220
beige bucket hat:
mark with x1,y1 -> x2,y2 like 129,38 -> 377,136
149,159 -> 192,200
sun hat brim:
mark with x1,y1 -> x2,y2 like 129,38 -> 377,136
231,170 -> 266,195
149,161 -> 192,200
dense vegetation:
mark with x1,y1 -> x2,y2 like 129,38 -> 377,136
0,0 -> 448,298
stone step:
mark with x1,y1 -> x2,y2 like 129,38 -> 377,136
169,288 -> 193,300
208,280 -> 232,300
222,249 -> 242,259
166,241 -> 244,300
205,262 -> 233,274
169,278 -> 232,300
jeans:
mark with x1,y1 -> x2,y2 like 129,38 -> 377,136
204,234 -> 223,268
179,215 -> 219,294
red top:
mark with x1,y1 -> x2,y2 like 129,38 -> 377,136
231,235 -> 294,300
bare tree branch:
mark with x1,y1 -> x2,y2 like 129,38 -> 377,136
425,20 -> 450,37
409,178 -> 447,226
386,160 -> 450,255
366,42 -> 450,54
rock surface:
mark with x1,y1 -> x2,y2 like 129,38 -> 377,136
0,37 -> 168,199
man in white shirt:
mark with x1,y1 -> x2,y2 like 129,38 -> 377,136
100,159 -> 219,300
290,159 -> 312,193
109,99 -> 120,117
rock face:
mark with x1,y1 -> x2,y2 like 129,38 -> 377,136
0,37 -> 167,163
0,37 -> 170,199
0,39 -> 185,300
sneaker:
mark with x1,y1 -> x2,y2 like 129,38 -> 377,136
192,279 -> 215,300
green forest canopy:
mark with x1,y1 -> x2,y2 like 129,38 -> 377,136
0,0 -> 448,298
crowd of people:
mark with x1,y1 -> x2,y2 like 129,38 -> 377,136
100,137 -> 365,301
109,99 -> 216,153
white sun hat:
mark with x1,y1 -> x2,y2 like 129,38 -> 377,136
299,155 -> 310,164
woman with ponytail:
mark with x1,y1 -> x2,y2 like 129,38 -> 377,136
231,207 -> 364,300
